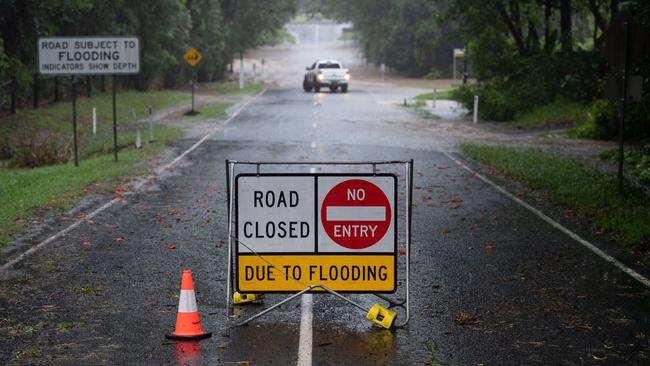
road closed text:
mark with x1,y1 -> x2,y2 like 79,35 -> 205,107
241,190 -> 310,239
237,255 -> 395,292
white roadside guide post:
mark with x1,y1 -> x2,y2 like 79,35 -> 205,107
92,107 -> 97,135
132,108 -> 142,149
473,95 -> 479,124
239,53 -> 244,89
432,88 -> 437,108
148,106 -> 155,143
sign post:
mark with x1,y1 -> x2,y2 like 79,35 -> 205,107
37,36 -> 140,164
71,77 -> 79,167
183,47 -> 203,115
225,160 -> 414,329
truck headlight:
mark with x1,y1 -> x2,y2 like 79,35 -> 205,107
317,74 -> 324,81
344,73 -> 351,80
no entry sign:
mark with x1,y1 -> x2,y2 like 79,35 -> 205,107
236,174 -> 396,293
320,178 -> 391,250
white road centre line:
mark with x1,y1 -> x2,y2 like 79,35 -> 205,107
297,293 -> 313,366
1,89 -> 268,271
297,167 -> 318,366
442,151 -> 650,289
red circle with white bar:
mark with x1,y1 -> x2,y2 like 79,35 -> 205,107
321,179 -> 391,250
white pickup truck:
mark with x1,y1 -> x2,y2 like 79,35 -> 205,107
303,59 -> 350,93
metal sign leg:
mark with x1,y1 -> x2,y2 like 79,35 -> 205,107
395,160 -> 412,328
225,160 -> 236,316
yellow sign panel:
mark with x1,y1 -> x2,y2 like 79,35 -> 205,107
237,254 -> 395,293
183,47 -> 203,66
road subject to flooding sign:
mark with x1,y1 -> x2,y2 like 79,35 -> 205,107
38,36 -> 140,75
235,174 -> 397,293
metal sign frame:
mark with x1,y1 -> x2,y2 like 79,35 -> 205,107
225,160 -> 414,328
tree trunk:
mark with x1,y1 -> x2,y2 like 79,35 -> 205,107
54,77 -> 60,102
33,73 -> 39,109
86,76 -> 92,98
496,2 -> 527,54
560,0 -> 572,53
544,0 -> 552,51
11,76 -> 17,114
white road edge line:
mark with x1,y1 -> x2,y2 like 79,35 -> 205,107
442,151 -> 650,289
1,88 -> 268,271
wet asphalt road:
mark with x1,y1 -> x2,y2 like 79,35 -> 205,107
2,78 -> 650,366
2,30 -> 650,365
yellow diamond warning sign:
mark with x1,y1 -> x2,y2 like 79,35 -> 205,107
183,47 -> 203,67
235,174 -> 397,293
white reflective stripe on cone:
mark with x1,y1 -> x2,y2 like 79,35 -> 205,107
178,290 -> 198,313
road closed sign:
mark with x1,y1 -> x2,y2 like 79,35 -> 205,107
236,174 -> 396,293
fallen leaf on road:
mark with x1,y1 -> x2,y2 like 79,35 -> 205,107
451,196 -> 462,209
115,185 -> 129,194
115,236 -> 125,242
484,244 -> 495,252
167,209 -> 177,216
82,186 -> 89,193
216,343 -> 227,350
398,249 -> 406,255
82,241 -> 92,248
166,243 -> 176,250
437,165 -> 449,170
441,228 -> 450,236
453,312 -> 481,326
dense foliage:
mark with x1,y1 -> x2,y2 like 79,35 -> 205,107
313,0 -> 462,77
315,0 -> 649,138
0,0 -> 296,109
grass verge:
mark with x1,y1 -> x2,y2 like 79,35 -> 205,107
460,143 -> 650,251
182,102 -> 233,121
200,82 -> 263,95
511,99 -> 589,129
415,89 -> 456,101
0,89 -> 189,167
0,126 -> 183,246
5,90 -> 188,134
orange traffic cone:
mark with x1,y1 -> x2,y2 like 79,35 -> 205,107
166,270 -> 212,340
